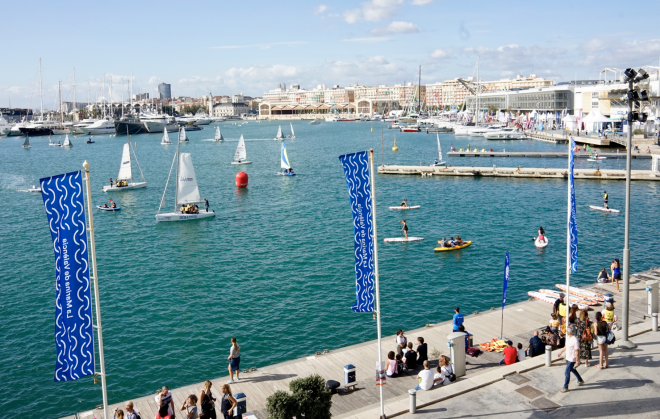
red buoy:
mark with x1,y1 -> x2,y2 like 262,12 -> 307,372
236,172 -> 248,188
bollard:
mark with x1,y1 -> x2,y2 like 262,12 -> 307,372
653,313 -> 658,332
409,389 -> 417,414
545,345 -> 552,367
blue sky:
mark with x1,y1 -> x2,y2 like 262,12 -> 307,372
2,0 -> 660,108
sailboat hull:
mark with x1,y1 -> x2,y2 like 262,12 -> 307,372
230,161 -> 252,165
155,211 -> 216,222
102,182 -> 147,192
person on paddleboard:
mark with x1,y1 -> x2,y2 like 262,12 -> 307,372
400,199 -> 408,208
537,227 -> 546,243
400,219 -> 409,239
603,191 -> 609,209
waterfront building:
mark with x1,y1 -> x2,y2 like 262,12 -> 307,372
213,101 -> 248,117
466,85 -> 573,113
158,83 -> 172,99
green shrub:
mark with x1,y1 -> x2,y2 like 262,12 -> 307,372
633,129 -> 645,135
266,391 -> 298,419
289,374 -> 332,419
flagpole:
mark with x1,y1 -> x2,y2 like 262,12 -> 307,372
82,160 -> 108,419
369,149 -> 385,419
566,140 -> 572,315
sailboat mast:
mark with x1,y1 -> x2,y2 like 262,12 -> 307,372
127,126 -> 133,182
418,65 -> 421,113
476,56 -> 480,125
174,128 -> 181,212
39,58 -> 43,121
59,81 -> 63,128
73,68 -> 76,118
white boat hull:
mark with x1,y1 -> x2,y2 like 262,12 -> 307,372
155,211 -> 215,222
231,161 -> 252,165
85,127 -> 116,135
102,182 -> 147,192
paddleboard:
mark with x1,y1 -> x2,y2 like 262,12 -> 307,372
97,206 -> 121,211
589,205 -> 620,213
528,291 -> 589,310
389,205 -> 421,210
587,157 -> 607,161
555,284 -> 605,302
434,241 -> 472,251
534,236 -> 548,248
384,237 -> 424,243
538,289 -> 598,306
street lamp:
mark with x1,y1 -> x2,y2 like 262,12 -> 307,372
620,67 -> 650,349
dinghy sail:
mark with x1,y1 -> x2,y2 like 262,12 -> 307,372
278,141 -> 295,176
161,127 -> 171,144
62,134 -> 73,147
289,122 -> 295,138
22,135 -> 31,148
231,134 -> 252,164
214,126 -> 224,141
274,125 -> 284,141
180,126 -> 189,142
102,130 -> 147,192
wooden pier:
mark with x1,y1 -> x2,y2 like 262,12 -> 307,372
447,151 -> 652,159
62,267 -> 659,419
377,165 -> 660,181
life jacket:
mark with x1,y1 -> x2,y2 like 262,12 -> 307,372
558,303 -> 567,317
604,309 -> 614,323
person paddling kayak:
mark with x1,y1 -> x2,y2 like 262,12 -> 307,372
400,219 -> 409,239
400,199 -> 408,208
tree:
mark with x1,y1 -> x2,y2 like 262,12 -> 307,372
266,374 -> 332,419
181,105 -> 205,115
266,391 -> 298,419
163,106 -> 174,116
488,104 -> 498,113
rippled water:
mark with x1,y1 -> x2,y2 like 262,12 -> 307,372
1,122 -> 658,418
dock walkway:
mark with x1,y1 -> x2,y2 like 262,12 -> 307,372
64,269 -> 657,419
447,151 -> 652,159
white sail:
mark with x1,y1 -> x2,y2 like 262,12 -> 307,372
23,136 -> 30,147
437,133 -> 442,161
290,122 -> 295,137
63,134 -> 72,147
275,125 -> 283,139
161,127 -> 170,144
117,143 -> 133,180
176,152 -> 201,204
281,141 -> 291,170
234,134 -> 247,162
180,126 -> 188,142
215,126 -> 223,141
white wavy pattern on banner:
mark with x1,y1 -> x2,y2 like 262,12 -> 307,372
569,138 -> 579,273
339,151 -> 375,312
40,171 -> 95,381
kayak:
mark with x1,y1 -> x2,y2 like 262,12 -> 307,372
389,205 -> 421,210
528,291 -> 589,310
434,241 -> 472,251
535,236 -> 548,248
538,289 -> 598,305
555,284 -> 605,302
97,206 -> 121,211
589,205 -> 620,213
384,237 -> 424,243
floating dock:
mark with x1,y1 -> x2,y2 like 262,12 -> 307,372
377,165 -> 660,180
447,151 -> 652,159
62,268 -> 657,419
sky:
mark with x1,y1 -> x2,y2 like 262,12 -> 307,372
2,0 -> 660,109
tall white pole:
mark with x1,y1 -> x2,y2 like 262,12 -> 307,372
369,149 -> 385,419
73,68 -> 76,116
39,58 -> 43,121
82,160 -> 108,419
566,139 -> 571,313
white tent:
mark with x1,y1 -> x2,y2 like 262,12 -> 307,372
562,115 -> 577,130
582,110 -> 612,133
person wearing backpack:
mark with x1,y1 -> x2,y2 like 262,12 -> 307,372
576,310 -> 594,367
433,355 -> 456,386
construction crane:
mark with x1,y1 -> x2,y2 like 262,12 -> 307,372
456,78 -> 477,95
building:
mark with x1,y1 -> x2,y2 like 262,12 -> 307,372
213,102 -> 248,117
466,85 -> 573,113
158,83 -> 172,99
133,93 -> 149,101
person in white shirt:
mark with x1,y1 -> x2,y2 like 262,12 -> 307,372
415,360 -> 435,391
557,325 -> 585,392
433,355 -> 453,386
517,343 -> 527,362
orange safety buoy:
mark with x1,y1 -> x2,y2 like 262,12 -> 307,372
236,172 -> 248,188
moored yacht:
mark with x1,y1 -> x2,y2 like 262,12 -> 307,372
142,113 -> 178,133
71,118 -> 99,134
20,119 -> 60,136
83,117 -> 115,135
115,115 -> 146,135
483,127 -> 527,140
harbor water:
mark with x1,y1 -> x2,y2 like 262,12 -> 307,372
0,122 -> 658,418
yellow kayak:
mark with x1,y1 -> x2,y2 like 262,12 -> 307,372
434,241 -> 472,251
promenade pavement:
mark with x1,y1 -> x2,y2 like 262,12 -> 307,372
400,328 -> 660,419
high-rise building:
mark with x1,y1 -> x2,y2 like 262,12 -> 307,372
158,83 -> 172,99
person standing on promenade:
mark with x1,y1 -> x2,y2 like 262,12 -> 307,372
557,326 -> 585,392
602,302 -> 618,330
123,402 -> 140,419
180,394 -> 199,419
594,312 -> 610,369
575,310 -> 594,367
112,408 -> 124,419
199,380 -> 217,419
220,384 -> 238,419
396,329 -> 407,358
227,337 -> 241,384
155,386 -> 175,419
553,294 -> 566,326
403,342 -> 417,370
400,219 -> 409,239
452,307 -> 464,332
611,259 -> 621,292
415,337 -> 428,365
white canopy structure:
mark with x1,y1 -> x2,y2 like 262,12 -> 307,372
562,115 -> 577,130
582,110 -> 612,133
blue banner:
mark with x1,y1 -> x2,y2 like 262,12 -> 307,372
338,151 -> 375,312
569,138 -> 579,272
40,171 -> 95,381
502,251 -> 509,309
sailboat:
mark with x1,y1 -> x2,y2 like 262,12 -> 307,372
161,127 -> 171,145
288,122 -> 295,138
274,125 -> 284,141
277,141 -> 295,176
102,130 -> 147,192
214,126 -> 224,142
155,139 -> 214,222
431,134 -> 446,166
179,126 -> 189,143
22,135 -> 31,149
586,145 -> 606,161
231,134 -> 252,165
309,119 -> 320,125
49,136 -> 61,146
62,134 -> 73,148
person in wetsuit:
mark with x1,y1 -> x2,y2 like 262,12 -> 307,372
400,219 -> 409,239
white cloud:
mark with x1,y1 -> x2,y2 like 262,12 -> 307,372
211,41 -> 308,50
411,0 -> 435,5
370,21 -> 419,35
578,38 -> 660,69
343,9 -> 362,23
343,0 -> 403,23
431,48 -> 453,59
462,43 -> 566,74
343,36 -> 392,43
313,5 -> 328,14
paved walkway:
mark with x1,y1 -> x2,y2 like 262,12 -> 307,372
400,327 -> 660,419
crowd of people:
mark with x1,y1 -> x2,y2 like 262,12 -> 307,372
110,178 -> 129,188
437,236 -> 465,248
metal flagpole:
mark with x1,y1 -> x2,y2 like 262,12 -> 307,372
369,149 -> 385,419
82,160 -> 109,419
566,139 -> 571,314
